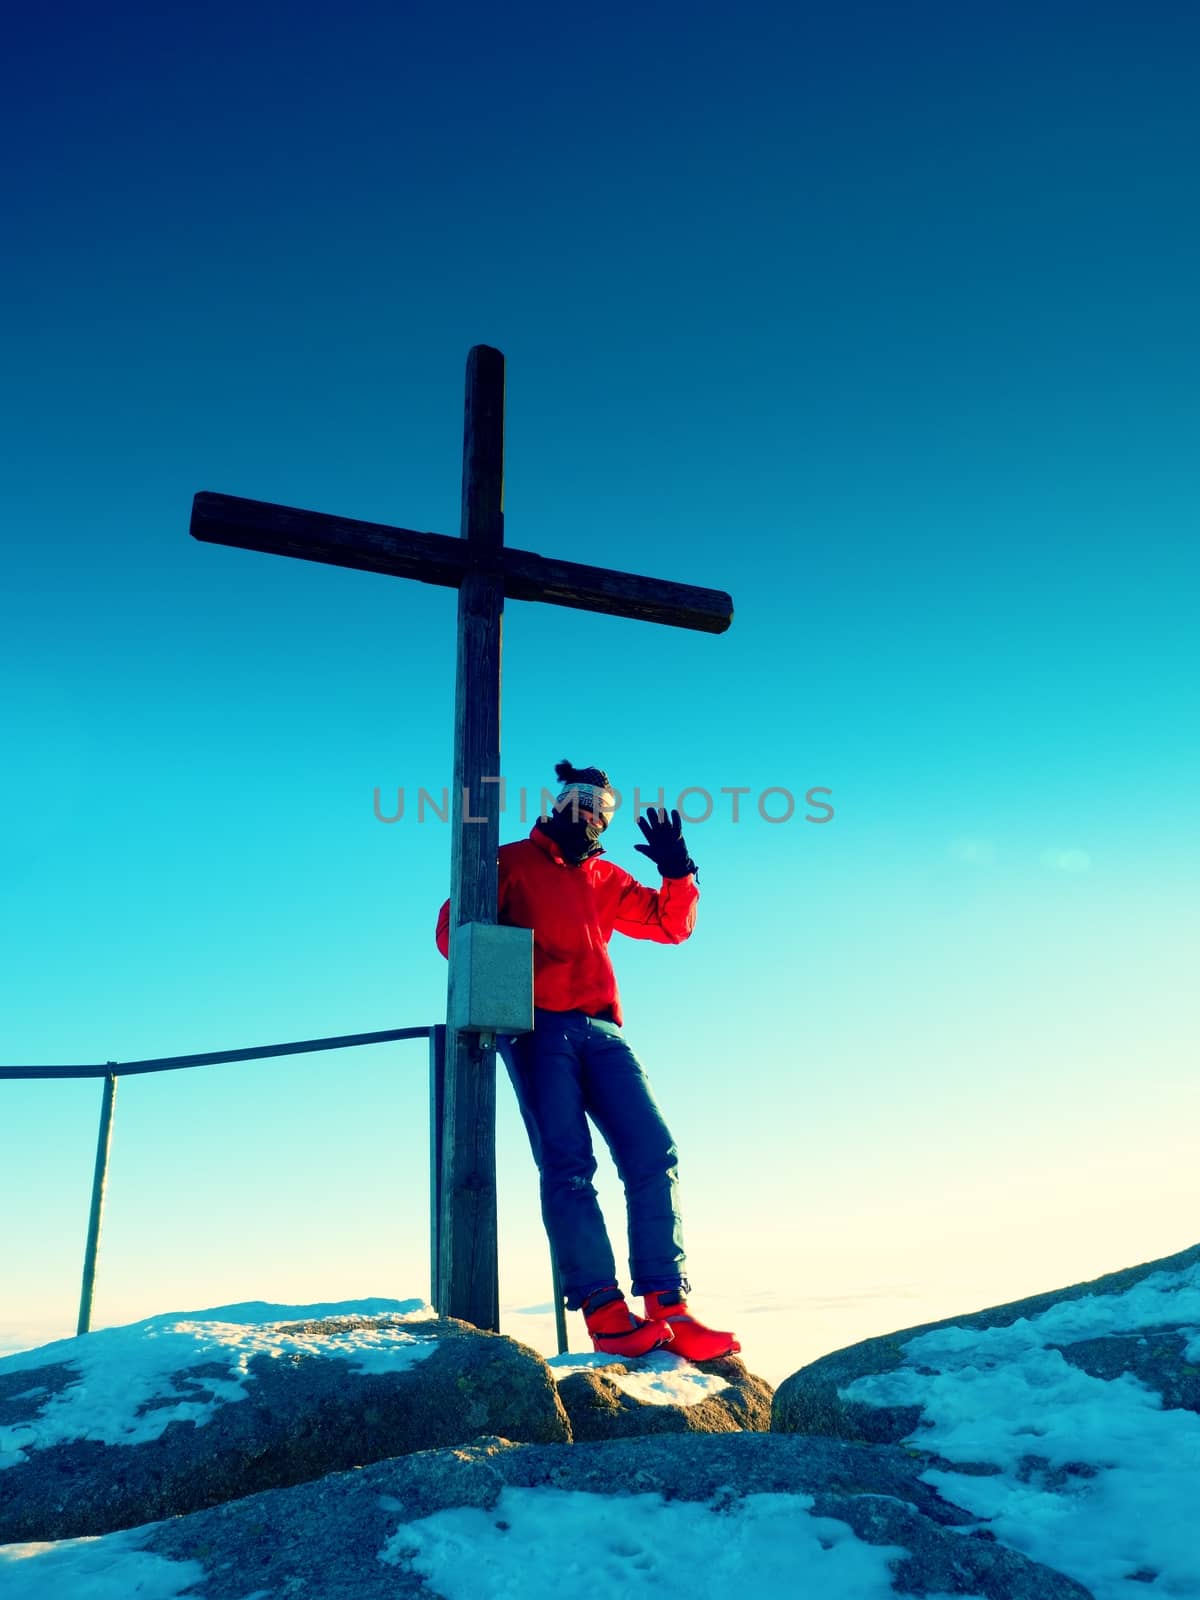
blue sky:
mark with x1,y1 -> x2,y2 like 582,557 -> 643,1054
3,0 -> 1197,1376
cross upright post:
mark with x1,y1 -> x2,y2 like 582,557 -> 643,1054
442,346 -> 505,1329
189,345 -> 733,1333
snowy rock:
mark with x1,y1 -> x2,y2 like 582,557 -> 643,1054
772,1240 -> 1200,1600
772,1239 -> 1200,1443
1,1433 -> 1092,1600
0,1302 -> 568,1544
552,1351 -> 773,1441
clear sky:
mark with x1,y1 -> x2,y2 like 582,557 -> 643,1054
3,0 -> 1197,1381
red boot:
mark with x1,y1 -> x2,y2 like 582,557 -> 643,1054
643,1290 -> 741,1361
583,1287 -> 675,1357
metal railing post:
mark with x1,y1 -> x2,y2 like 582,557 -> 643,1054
0,1024 -> 438,1337
77,1067 -> 118,1335
549,1244 -> 568,1355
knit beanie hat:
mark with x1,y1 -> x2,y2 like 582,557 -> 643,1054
551,758 -> 616,827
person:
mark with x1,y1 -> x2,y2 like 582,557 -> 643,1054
436,758 -> 739,1361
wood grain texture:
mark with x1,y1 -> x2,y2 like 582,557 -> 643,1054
190,492 -> 466,587
437,1025 -> 499,1329
191,493 -> 731,632
426,1025 -> 446,1312
460,344 -> 505,553
440,348 -> 506,1330
503,546 -> 732,632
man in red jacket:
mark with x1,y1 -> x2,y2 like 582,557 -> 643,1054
436,759 -> 739,1361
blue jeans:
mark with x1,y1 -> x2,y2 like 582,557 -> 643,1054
498,1008 -> 689,1310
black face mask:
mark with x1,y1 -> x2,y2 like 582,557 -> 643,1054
542,812 -> 604,863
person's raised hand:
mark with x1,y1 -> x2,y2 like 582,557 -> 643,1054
634,807 -> 698,880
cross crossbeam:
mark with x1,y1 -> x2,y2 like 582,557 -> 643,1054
191,492 -> 733,633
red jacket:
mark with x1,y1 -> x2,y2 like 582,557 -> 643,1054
435,824 -> 698,1027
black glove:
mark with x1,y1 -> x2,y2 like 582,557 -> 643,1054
635,807 -> 698,880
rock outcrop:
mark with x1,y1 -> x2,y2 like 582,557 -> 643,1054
0,1305 -> 568,1543
771,1241 -> 1200,1599
8,1247 -> 1195,1598
6,1434 -> 1092,1600
772,1239 -> 1200,1443
555,1352 -> 773,1441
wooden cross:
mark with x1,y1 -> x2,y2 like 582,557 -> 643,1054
189,346 -> 733,1331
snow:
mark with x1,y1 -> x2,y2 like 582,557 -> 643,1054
380,1486 -> 981,1599
3,1277 -> 1197,1598
546,1347 -> 731,1405
0,1529 -> 205,1600
0,1298 -> 436,1472
842,1263 -> 1200,1600
0,1492 -> 983,1600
